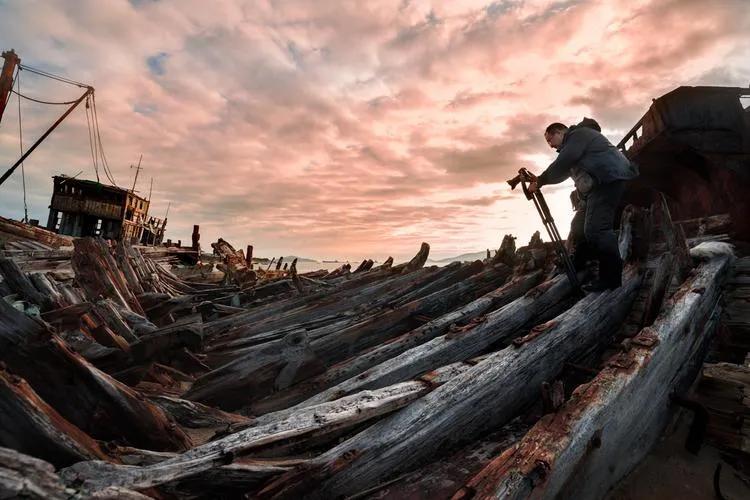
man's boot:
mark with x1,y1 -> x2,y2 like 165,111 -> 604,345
582,253 -> 622,293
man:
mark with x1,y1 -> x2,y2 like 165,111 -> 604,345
528,120 -> 638,292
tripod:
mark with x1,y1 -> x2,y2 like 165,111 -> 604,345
507,168 -> 580,290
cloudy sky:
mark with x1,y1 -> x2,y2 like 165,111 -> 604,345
0,0 -> 748,261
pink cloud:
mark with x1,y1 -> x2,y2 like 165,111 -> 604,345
0,0 -> 748,261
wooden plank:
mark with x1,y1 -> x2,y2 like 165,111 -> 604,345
259,267 -> 643,499
460,256 -> 730,499
281,270 -> 572,414
0,369 -> 110,467
250,269 -> 544,415
60,382 -> 430,492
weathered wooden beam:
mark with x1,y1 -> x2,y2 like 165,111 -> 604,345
61,382 -> 430,493
652,193 -> 692,279
71,238 -> 145,315
286,270 -> 573,413
150,395 -> 253,429
188,263 -> 511,410
250,270 -> 544,415
459,256 -> 730,500
0,368 -> 110,467
360,421 -> 528,499
259,267 -> 643,498
0,257 -> 52,310
392,242 -> 430,274
0,299 -> 192,452
0,447 -> 69,500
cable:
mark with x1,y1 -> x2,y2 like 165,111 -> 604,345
16,71 -> 29,222
18,63 -> 88,88
91,93 -> 118,186
84,94 -> 100,182
11,88 -> 79,105
11,63 -> 117,188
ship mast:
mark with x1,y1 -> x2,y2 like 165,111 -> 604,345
0,49 -> 21,124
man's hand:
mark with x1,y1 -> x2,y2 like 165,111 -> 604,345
528,180 -> 539,194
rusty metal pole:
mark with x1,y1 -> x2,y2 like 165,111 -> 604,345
0,49 -> 20,124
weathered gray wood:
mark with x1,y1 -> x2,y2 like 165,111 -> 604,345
71,238 -> 145,315
652,193 -> 692,279
675,213 -> 732,238
188,263 -> 511,410
259,267 -> 643,499
0,257 -> 52,310
641,252 -> 674,327
362,421 -> 528,500
618,205 -> 635,261
95,299 -> 139,344
165,460 -> 302,497
0,447 -> 69,499
392,242 -> 430,274
150,395 -> 253,429
286,271 -> 574,412
461,256 -> 730,500
29,272 -> 65,309
250,270 -> 544,415
61,382 -> 429,492
115,241 -> 145,295
204,265 -> 440,343
0,299 -> 192,452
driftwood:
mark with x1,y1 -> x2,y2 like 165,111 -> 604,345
259,267 -> 643,498
0,447 -> 71,500
282,269 -> 567,413
187,262 -> 511,410
250,269 -> 545,415
61,382 -> 432,492
0,299 -> 191,452
0,368 -> 110,467
212,238 -> 256,286
71,238 -> 145,315
0,214 -> 73,247
0,198 -> 738,500
0,257 -> 52,310
392,242 -> 430,274
461,256 -> 730,500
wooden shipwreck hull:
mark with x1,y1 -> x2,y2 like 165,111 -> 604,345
0,188 -> 745,499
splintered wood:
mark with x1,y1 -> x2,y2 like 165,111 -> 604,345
0,203 -> 741,499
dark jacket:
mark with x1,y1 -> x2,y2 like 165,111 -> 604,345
537,124 -> 639,187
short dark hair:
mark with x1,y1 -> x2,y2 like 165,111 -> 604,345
545,122 -> 567,135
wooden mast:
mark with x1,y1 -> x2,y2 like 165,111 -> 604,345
0,49 -> 21,124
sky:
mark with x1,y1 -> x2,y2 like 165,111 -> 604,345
0,0 -> 748,262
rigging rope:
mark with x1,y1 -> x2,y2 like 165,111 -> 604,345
11,63 -> 119,188
11,88 -> 79,105
84,95 -> 100,182
91,93 -> 117,186
16,71 -> 29,222
18,63 -> 88,88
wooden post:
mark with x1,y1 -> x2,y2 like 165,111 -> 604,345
245,245 -> 253,269
0,49 -> 20,125
191,225 -> 200,250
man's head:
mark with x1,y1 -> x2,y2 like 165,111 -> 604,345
544,123 -> 568,150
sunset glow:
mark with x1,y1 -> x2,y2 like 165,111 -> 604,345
1,0 -> 748,261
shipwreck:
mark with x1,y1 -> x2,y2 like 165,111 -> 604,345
0,79 -> 749,498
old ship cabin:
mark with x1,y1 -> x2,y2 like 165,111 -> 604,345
46,175 -> 166,245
